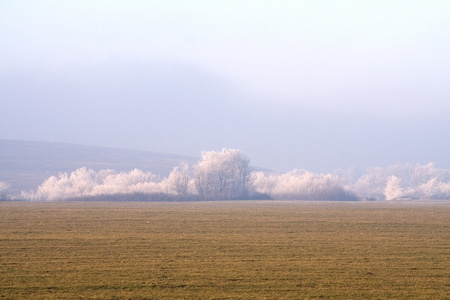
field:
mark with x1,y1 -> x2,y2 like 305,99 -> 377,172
0,201 -> 449,299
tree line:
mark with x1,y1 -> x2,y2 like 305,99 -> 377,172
3,149 -> 449,201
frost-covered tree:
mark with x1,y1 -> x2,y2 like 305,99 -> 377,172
167,162 -> 191,198
384,175 -> 404,200
251,171 -> 277,195
0,182 -> 10,200
253,169 -> 357,201
194,149 -> 252,200
352,167 -> 387,200
22,167 -> 97,201
22,167 -> 165,201
348,162 -> 450,200
92,168 -> 163,195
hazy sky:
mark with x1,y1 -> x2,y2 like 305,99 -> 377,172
1,1 -> 449,172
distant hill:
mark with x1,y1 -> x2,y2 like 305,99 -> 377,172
0,140 -> 198,195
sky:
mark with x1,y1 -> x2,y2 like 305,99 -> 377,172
1,1 -> 449,173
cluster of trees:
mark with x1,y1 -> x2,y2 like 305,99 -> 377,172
21,149 -> 255,202
21,168 -> 166,201
194,149 -> 252,200
347,162 -> 450,200
252,170 -> 358,201
11,149 -> 450,202
0,182 -> 10,201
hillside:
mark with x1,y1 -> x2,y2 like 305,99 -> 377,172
0,140 -> 198,195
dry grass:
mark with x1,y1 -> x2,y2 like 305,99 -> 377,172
0,201 -> 449,299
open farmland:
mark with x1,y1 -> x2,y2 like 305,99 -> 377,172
0,201 -> 449,299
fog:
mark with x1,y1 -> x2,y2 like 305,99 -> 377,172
1,62 -> 449,173
1,1 -> 449,173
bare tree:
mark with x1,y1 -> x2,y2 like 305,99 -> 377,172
167,162 -> 190,198
194,149 -> 253,200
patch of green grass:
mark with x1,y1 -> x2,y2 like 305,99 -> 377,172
0,201 -> 449,299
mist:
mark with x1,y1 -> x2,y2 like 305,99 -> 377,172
1,2 -> 449,173
1,61 -> 449,173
